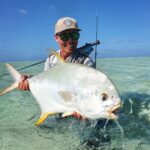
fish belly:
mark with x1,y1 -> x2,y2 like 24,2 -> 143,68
28,63 -> 106,115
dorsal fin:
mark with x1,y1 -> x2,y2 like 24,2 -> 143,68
51,50 -> 65,64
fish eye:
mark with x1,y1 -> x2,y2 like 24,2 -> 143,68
102,93 -> 108,101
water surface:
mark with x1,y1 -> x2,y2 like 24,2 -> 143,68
0,57 -> 150,150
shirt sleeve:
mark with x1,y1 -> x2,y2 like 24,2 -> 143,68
44,57 -> 50,71
83,57 -> 95,68
44,55 -> 57,71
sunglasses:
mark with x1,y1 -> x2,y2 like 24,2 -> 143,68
57,32 -> 80,41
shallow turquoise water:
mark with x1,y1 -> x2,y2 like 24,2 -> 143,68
0,57 -> 150,150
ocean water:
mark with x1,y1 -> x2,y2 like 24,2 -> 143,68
0,57 -> 150,150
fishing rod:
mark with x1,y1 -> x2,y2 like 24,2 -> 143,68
78,40 -> 100,55
0,41 -> 100,78
95,12 -> 99,68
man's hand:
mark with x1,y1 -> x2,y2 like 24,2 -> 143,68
18,75 -> 30,91
72,112 -> 86,120
62,112 -> 86,120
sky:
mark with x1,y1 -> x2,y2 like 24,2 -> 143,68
0,0 -> 150,61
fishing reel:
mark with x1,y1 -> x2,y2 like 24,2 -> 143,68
78,40 -> 100,55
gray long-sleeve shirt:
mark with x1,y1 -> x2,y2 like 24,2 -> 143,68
44,50 -> 95,71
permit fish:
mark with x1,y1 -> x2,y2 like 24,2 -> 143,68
0,52 -> 121,126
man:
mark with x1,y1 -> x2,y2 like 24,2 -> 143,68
19,17 -> 95,90
44,17 -> 95,70
18,17 -> 95,119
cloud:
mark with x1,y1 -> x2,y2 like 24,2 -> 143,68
18,9 -> 28,15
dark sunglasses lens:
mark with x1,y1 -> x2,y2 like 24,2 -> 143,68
59,32 -> 80,41
71,32 -> 80,40
59,34 -> 69,41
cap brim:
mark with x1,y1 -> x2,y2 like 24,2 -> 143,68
55,28 -> 81,34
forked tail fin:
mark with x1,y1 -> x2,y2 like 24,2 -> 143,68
0,63 -> 21,96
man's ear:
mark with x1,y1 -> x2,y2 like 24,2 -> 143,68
55,34 -> 59,42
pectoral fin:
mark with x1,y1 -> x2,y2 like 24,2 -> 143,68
35,112 -> 55,126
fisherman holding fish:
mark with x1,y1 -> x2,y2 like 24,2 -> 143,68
18,17 -> 95,90
18,17 -> 95,119
0,17 -> 121,149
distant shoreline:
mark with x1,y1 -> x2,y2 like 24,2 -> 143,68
1,56 -> 150,63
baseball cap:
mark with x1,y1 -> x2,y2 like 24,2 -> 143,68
55,17 -> 81,34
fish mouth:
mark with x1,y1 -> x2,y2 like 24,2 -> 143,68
107,103 -> 121,120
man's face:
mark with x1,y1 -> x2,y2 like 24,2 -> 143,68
55,29 -> 80,53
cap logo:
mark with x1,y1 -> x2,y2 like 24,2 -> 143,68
64,19 -> 72,26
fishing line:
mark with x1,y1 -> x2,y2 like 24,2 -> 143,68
0,60 -> 45,78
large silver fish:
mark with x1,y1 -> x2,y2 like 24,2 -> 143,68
0,52 -> 121,126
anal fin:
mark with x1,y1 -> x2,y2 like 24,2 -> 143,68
35,112 -> 55,126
